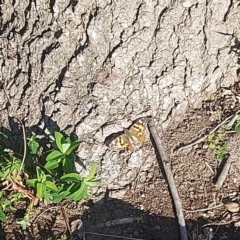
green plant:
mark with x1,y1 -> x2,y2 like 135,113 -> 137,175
27,135 -> 40,154
45,132 -> 81,173
0,191 -> 23,222
0,131 -> 100,229
59,236 -> 67,240
207,133 -> 228,161
47,235 -> 67,240
224,113 -> 240,133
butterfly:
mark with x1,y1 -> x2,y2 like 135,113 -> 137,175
106,118 -> 149,151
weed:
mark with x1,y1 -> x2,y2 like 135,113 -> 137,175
207,133 -> 229,161
47,235 -> 67,240
0,131 -> 100,229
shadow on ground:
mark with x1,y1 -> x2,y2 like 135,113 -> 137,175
70,196 -> 240,240
1,193 -> 240,240
72,196 -> 181,240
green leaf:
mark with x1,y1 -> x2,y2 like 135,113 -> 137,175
55,132 -> 64,152
209,143 -> 216,149
61,183 -> 75,195
67,182 -> 81,194
0,132 -> 7,140
52,184 -> 74,203
45,160 -> 59,170
45,181 -> 58,192
235,123 -> 240,134
50,183 -> 72,203
26,178 -> 37,187
67,182 -> 87,201
84,179 -> 101,187
0,207 -> 6,222
2,200 -> 11,210
65,140 -> 82,155
46,175 -> 53,181
224,124 -> 233,130
0,170 -> 4,179
43,192 -> 53,205
10,192 -> 23,202
10,157 -> 21,173
225,114 -> 240,130
60,173 -> 83,182
61,143 -> 71,154
16,217 -> 31,230
63,156 -> 74,173
51,191 -> 65,203
46,150 -> 63,161
37,182 -> 46,198
36,166 -> 46,182
27,136 -> 39,154
84,163 -> 97,182
36,166 -> 41,182
1,168 -> 10,179
9,205 -> 17,211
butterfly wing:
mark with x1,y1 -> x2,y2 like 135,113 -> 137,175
128,120 -> 146,143
110,133 -> 134,151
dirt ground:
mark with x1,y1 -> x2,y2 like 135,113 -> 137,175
2,93 -> 240,240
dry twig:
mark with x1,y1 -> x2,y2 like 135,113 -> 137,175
183,204 -> 224,213
215,155 -> 233,188
96,217 -> 143,228
33,206 -> 58,223
77,231 -> 146,240
147,119 -> 188,240
202,218 -> 238,227
59,202 -> 72,234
